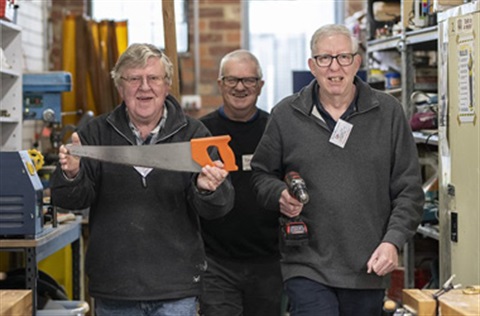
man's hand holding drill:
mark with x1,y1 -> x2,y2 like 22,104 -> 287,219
279,171 -> 309,217
279,189 -> 304,218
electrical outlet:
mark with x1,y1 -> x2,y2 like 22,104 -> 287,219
181,95 -> 201,110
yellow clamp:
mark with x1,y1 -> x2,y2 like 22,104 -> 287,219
28,149 -> 45,171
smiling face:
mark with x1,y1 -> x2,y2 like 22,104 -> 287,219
218,58 -> 264,122
308,33 -> 361,99
117,56 -> 170,127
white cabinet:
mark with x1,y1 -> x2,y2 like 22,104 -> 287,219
437,1 -> 480,287
1,20 -> 22,151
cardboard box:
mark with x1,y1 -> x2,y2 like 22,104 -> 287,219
0,290 -> 32,316
0,0 -> 15,22
433,0 -> 465,12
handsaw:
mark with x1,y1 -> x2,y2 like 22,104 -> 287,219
66,135 -> 238,172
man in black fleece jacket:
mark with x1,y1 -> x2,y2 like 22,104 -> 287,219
50,43 -> 234,316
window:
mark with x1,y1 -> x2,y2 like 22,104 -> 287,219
246,0 -> 338,112
92,0 -> 188,53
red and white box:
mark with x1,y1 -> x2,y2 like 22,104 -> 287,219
0,0 -> 16,22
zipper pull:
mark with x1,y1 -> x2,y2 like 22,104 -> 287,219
142,177 -> 147,188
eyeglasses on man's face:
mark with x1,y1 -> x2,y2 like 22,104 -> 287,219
221,76 -> 260,88
312,53 -> 357,67
121,75 -> 165,87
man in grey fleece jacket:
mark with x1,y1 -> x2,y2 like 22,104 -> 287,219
251,24 -> 424,316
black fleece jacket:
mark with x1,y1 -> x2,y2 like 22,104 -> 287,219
50,96 -> 234,301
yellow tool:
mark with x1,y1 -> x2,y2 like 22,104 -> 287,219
28,149 -> 45,171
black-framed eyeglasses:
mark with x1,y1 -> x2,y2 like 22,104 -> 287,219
221,76 -> 260,88
312,53 -> 357,67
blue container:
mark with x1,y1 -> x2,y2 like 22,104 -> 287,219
384,72 -> 401,89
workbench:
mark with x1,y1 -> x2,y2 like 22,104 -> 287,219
403,288 -> 480,316
0,216 -> 83,315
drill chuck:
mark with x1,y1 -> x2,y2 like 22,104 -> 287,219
285,171 -> 310,204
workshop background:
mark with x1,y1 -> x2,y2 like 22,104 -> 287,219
1,0 -> 479,315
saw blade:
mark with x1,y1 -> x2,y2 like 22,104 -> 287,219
67,142 -> 201,172
66,135 -> 238,172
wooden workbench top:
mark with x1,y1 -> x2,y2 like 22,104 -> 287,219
439,288 -> 480,316
0,290 -> 32,316
403,288 -> 480,316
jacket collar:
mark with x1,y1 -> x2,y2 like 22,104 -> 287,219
291,76 -> 380,116
106,94 -> 188,144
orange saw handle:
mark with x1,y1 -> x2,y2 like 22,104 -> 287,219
191,135 -> 238,171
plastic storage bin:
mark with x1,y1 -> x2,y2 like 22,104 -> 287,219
37,300 -> 89,316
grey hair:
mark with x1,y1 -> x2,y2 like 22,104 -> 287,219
218,49 -> 263,79
111,43 -> 174,87
310,24 -> 358,56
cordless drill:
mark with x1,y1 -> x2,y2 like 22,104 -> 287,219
285,171 -> 309,204
281,171 -> 310,247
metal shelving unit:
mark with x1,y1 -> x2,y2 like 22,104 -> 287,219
367,25 -> 438,116
0,20 -> 23,151
367,21 -> 439,291
0,217 -> 83,315
405,25 -> 438,46
413,131 -> 439,146
417,224 -> 440,240
367,34 -> 402,52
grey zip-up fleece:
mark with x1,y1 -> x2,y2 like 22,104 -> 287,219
250,77 -> 424,289
50,95 -> 234,301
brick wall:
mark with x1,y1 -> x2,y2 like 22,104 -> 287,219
182,0 -> 242,117
16,0 -> 48,72
48,0 -> 241,117
49,0 -> 87,70
48,1 -> 360,116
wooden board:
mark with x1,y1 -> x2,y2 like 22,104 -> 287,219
439,289 -> 480,316
402,289 -> 436,316
0,290 -> 32,316
402,288 -> 480,316
162,0 -> 180,100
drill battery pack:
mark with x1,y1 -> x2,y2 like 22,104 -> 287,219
280,217 -> 309,247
